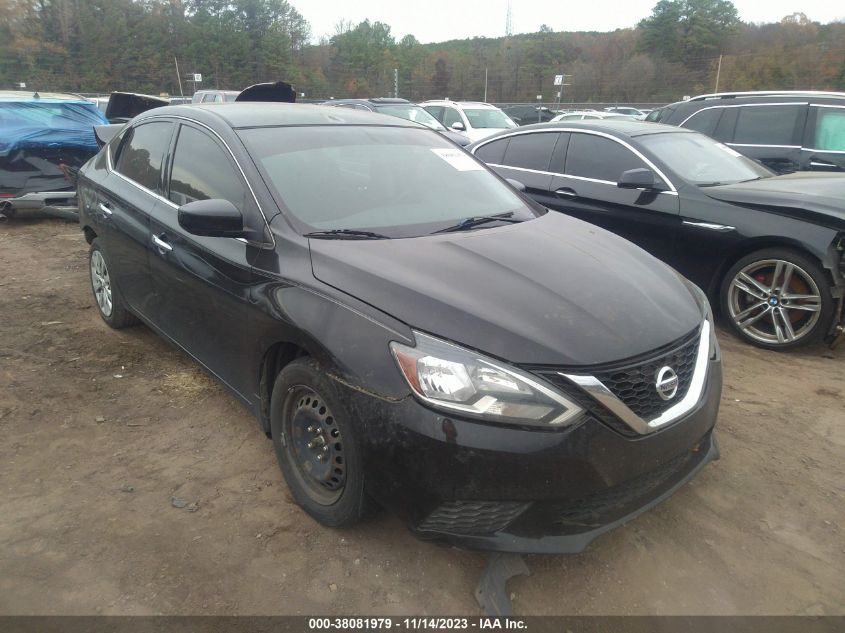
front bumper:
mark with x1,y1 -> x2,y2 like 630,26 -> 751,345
340,357 -> 722,554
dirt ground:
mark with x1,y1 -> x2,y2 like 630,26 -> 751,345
0,218 -> 843,616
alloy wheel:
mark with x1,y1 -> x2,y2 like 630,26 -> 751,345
283,386 -> 346,505
90,250 -> 113,317
727,258 -> 822,346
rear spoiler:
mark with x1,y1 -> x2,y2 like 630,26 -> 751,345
94,124 -> 125,149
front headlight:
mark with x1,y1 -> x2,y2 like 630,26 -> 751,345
390,332 -> 583,427
687,281 -> 718,360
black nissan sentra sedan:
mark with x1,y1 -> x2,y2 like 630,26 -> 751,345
77,104 -> 721,553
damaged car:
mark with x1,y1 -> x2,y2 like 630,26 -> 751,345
0,90 -> 108,219
77,103 -> 721,553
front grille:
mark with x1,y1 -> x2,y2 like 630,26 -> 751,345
592,329 -> 700,421
418,501 -> 530,535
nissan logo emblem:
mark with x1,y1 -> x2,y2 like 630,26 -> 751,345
655,366 -> 679,401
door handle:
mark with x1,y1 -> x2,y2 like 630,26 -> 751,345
555,187 -> 577,198
98,202 -> 113,216
152,234 -> 173,253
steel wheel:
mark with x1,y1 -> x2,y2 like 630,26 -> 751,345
727,258 -> 822,346
283,386 -> 346,505
90,249 -> 113,317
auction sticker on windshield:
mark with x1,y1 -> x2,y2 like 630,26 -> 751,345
431,148 -> 483,171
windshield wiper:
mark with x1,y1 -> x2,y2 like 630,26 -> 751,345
432,212 -> 523,234
304,229 -> 390,240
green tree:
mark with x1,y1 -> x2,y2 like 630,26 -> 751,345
638,0 -> 740,66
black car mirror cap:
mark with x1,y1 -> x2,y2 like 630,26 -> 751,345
451,121 -> 466,131
618,168 -> 657,189
506,178 -> 527,192
177,199 -> 246,238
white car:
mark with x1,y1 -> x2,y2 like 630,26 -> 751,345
604,106 -> 647,119
420,100 -> 517,142
550,111 -> 639,122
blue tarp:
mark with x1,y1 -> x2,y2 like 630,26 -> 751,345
0,98 -> 109,157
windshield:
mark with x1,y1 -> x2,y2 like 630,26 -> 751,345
376,105 -> 446,131
239,126 -> 538,238
638,132 -> 773,186
464,108 -> 517,129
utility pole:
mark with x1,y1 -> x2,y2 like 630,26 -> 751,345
484,68 -> 488,102
174,57 -> 184,98
714,54 -> 723,93
394,68 -> 398,98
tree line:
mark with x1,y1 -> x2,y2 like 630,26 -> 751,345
1,0 -> 843,104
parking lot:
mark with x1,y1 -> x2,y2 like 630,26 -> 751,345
0,218 -> 843,616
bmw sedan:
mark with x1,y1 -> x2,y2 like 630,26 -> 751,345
78,104 -> 721,553
470,121 -> 845,350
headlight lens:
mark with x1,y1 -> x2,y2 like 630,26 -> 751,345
391,332 -> 583,427
687,281 -> 718,359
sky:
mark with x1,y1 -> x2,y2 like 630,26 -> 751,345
299,0 -> 845,44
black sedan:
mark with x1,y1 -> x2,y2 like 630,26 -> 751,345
469,121 -> 845,350
78,104 -> 720,553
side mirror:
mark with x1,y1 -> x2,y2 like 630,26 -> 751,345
618,168 -> 656,189
178,199 -> 245,238
451,121 -> 466,131
505,178 -> 526,192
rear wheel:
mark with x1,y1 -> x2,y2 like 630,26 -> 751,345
720,248 -> 833,350
89,238 -> 138,329
269,358 -> 369,527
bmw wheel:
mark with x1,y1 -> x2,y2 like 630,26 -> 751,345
721,248 -> 833,350
88,238 -> 138,329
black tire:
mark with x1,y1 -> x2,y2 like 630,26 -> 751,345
720,247 -> 833,350
88,238 -> 138,329
269,358 -> 369,527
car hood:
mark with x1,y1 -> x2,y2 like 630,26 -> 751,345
308,212 -> 702,366
704,172 -> 845,227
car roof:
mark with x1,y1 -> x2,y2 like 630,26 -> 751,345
0,90 -> 90,103
421,100 -> 499,109
326,98 -> 414,106
135,102 -> 422,129
479,120 -> 694,140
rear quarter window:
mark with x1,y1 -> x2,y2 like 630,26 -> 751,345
474,138 -> 510,164
501,132 -> 558,171
683,108 -> 722,136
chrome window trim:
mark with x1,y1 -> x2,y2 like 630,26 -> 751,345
106,114 -> 274,248
484,163 -> 678,196
679,101 -> 809,127
726,142 -> 801,149
471,127 -> 678,193
560,320 -> 710,435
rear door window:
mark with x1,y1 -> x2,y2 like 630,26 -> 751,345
168,125 -> 245,210
813,107 -> 845,151
501,132 -> 558,171
114,121 -> 174,192
565,133 -> 648,182
733,105 -> 803,146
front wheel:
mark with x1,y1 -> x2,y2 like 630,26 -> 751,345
720,248 -> 833,350
269,358 -> 370,527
